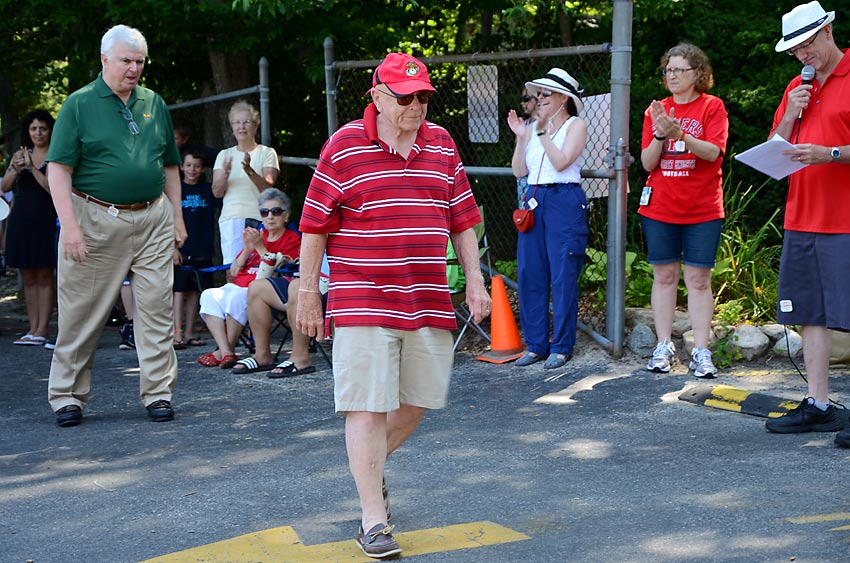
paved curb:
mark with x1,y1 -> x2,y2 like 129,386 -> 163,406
679,384 -> 850,424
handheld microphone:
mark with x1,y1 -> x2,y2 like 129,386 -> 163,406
798,65 -> 815,119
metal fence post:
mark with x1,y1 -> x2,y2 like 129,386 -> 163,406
259,57 -> 270,146
606,0 -> 634,356
323,37 -> 338,136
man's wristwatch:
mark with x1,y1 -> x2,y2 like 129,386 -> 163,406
831,147 -> 841,162
536,129 -> 547,137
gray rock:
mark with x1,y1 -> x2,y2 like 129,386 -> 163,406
682,328 -> 717,356
625,307 -> 688,329
672,318 -> 692,338
761,323 -> 787,343
773,330 -> 803,358
682,329 -> 694,355
627,323 -> 658,357
625,308 -> 654,329
730,324 -> 770,361
713,324 -> 731,340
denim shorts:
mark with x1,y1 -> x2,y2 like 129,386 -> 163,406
641,217 -> 723,268
777,231 -> 850,330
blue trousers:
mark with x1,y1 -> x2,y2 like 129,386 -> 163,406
517,183 -> 587,356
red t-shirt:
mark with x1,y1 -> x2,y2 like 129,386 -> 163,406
300,103 -> 481,331
770,49 -> 850,233
231,228 -> 301,287
639,93 -> 728,224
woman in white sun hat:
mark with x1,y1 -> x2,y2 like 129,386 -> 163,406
507,68 -> 588,370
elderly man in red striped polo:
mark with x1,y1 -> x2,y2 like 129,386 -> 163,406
297,52 -> 490,558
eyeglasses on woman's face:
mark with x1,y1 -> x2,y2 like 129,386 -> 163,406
259,207 -> 286,217
787,30 -> 820,57
376,87 -> 433,106
521,95 -> 534,103
230,120 -> 254,127
660,67 -> 696,77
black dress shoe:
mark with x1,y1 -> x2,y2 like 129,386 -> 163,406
146,400 -> 175,422
56,405 -> 82,427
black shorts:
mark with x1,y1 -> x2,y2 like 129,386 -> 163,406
268,276 -> 291,307
777,231 -> 850,331
174,258 -> 214,293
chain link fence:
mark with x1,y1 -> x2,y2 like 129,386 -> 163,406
331,49 -> 613,267
323,46 -> 617,337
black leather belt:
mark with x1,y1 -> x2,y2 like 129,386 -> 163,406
72,188 -> 160,211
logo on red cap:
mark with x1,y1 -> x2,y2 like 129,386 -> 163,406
405,61 -> 420,77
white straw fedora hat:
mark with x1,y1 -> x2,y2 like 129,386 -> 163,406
775,1 -> 835,52
525,68 -> 584,113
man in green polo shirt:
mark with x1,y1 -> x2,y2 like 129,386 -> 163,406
46,24 -> 187,427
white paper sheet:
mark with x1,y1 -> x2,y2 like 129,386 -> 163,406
734,136 -> 808,180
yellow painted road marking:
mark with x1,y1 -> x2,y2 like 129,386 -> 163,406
703,385 -> 751,412
767,399 -> 804,418
138,520 -> 529,563
785,512 -> 850,524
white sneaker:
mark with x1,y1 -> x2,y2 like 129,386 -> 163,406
647,340 -> 675,373
689,347 -> 717,378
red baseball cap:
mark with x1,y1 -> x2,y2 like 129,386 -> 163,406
372,53 -> 435,95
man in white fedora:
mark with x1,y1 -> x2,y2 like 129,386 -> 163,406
765,1 -> 850,444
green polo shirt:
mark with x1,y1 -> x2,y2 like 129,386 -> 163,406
47,74 -> 181,204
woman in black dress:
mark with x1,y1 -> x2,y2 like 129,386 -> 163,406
1,109 -> 57,346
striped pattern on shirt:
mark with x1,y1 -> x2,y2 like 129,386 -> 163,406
300,103 -> 481,331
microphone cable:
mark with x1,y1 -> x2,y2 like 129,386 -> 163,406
783,324 -> 846,410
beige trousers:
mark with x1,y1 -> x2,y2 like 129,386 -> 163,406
48,194 -> 178,412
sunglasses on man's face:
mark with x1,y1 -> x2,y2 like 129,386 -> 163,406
259,207 -> 286,217
378,88 -> 433,106
536,90 -> 555,99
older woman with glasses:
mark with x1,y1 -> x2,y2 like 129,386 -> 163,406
639,43 -> 729,378
197,188 -> 300,368
212,100 -> 280,263
507,68 -> 589,370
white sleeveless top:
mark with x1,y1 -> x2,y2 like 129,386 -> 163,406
525,116 -> 582,186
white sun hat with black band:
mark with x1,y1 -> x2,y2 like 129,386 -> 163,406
775,1 -> 835,52
525,68 -> 584,113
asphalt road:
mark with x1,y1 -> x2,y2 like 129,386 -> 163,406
3,315 -> 850,563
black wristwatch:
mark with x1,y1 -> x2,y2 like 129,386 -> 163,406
536,129 -> 547,137
653,133 -> 666,141
831,147 -> 841,162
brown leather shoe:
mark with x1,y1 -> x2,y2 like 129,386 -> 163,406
355,523 -> 402,559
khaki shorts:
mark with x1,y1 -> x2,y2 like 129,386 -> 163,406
332,326 -> 454,413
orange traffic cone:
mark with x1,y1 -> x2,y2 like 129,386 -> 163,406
476,275 -> 525,364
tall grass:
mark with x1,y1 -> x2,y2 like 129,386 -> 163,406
712,175 -> 783,324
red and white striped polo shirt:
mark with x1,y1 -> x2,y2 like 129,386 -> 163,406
300,103 -> 481,331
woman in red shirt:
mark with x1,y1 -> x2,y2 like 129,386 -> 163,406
197,189 -> 300,368
639,43 -> 729,378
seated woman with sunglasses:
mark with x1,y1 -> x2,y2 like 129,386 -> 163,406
507,68 -> 588,370
197,188 -> 300,368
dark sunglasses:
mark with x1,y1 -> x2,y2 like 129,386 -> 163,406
379,88 -> 433,106
536,90 -> 555,98
259,207 -> 286,217
521,95 -> 534,103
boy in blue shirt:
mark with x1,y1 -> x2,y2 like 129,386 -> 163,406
173,151 -> 219,348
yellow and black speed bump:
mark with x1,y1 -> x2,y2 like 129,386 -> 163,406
679,385 -> 850,424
